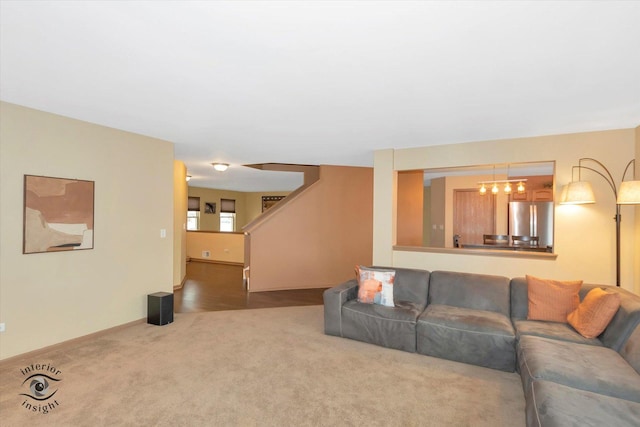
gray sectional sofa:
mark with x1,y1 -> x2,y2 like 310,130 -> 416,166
323,267 -> 640,427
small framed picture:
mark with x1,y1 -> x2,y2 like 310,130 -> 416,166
262,196 -> 286,212
205,202 -> 216,214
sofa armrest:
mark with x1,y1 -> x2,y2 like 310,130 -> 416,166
323,279 -> 358,337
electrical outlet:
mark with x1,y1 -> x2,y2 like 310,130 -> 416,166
0,323 -> 6,333
202,251 -> 210,258
224,248 -> 230,254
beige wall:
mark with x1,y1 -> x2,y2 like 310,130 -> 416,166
187,187 -> 290,231
246,165 -> 373,291
635,125 -> 640,294
430,177 -> 446,247
373,150 -> 396,265
422,187 -> 431,246
374,128 -> 638,293
174,161 -> 188,287
397,170 -> 424,246
186,231 -> 244,264
0,102 -> 174,359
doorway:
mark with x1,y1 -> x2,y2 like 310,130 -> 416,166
453,189 -> 496,245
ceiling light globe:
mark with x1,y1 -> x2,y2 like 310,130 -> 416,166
212,163 -> 229,172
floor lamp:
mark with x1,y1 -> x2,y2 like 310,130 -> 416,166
560,158 -> 640,287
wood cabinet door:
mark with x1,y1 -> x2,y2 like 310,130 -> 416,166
532,189 -> 554,201
453,189 -> 496,245
511,191 -> 529,201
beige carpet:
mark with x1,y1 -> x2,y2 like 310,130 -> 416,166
0,305 -> 525,426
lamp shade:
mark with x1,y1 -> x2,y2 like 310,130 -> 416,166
560,181 -> 596,205
617,180 -> 640,205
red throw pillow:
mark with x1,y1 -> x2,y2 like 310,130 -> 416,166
567,288 -> 621,338
527,275 -> 582,323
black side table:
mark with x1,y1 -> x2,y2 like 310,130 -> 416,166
147,292 -> 174,326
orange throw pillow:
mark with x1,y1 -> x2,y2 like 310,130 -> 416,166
567,288 -> 621,338
527,275 -> 582,323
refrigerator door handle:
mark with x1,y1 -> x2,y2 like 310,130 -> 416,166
531,205 -> 537,236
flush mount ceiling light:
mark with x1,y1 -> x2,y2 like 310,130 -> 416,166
211,163 -> 229,172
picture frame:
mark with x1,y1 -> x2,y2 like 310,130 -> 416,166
205,202 -> 216,214
262,195 -> 286,212
23,175 -> 95,254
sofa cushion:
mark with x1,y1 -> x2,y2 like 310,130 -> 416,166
429,271 -> 511,316
567,287 -> 621,338
514,319 -> 602,347
526,275 -> 581,323
373,266 -> 430,311
518,335 -> 640,402
620,325 -> 640,375
511,277 -> 530,320
416,304 -> 516,372
526,379 -> 640,427
341,300 -> 422,352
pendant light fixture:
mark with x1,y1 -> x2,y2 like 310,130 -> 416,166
478,164 -> 527,196
504,164 -> 512,194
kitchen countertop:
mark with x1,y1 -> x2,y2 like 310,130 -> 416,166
460,243 -> 552,253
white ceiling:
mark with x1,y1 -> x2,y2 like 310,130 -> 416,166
2,1 -> 639,191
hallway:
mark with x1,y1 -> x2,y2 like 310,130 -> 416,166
174,261 -> 327,313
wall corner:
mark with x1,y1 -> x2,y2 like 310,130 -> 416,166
373,149 -> 396,266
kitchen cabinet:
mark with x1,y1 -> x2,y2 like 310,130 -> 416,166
511,191 -> 529,201
532,189 -> 553,201
510,187 -> 554,202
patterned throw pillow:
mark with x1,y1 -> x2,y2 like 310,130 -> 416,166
355,266 -> 395,307
567,288 -> 621,338
526,275 -> 582,323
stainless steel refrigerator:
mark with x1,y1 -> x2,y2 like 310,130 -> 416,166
508,202 -> 553,248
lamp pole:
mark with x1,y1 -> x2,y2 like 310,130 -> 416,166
577,158 -> 621,287
615,204 -> 621,288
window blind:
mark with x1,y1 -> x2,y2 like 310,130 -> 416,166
188,196 -> 200,211
220,198 -> 236,213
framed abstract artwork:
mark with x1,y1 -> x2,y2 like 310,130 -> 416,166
23,175 -> 95,254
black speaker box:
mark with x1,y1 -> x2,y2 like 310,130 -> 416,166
147,292 -> 174,326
